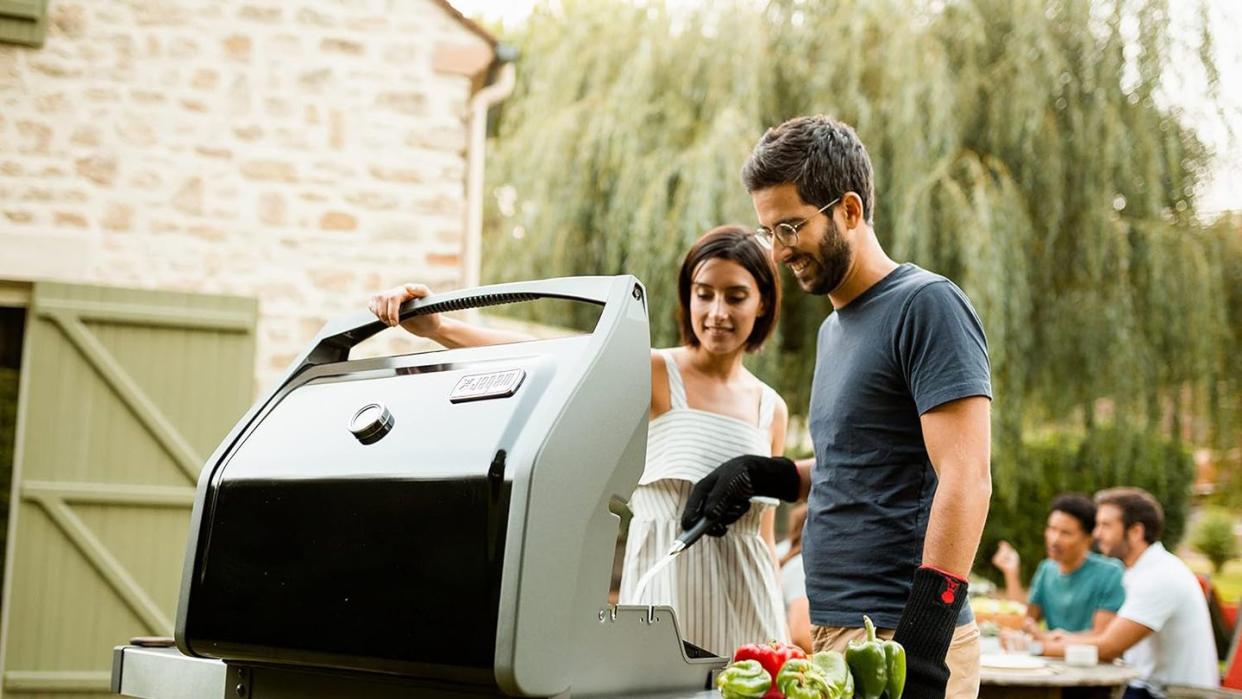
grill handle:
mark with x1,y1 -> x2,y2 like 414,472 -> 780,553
302,275 -> 638,365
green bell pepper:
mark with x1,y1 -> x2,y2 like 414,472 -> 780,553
885,636 -> 907,699
775,658 -> 839,699
846,615 -> 906,699
810,649 -> 854,698
715,659 -> 772,699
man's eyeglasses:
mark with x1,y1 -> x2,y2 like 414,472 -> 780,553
754,197 -> 841,249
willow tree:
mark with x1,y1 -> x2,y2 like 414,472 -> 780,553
481,0 -> 1238,484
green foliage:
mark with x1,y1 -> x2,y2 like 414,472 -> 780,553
481,0 -> 1238,480
1193,509 -> 1239,575
978,425 -> 1195,584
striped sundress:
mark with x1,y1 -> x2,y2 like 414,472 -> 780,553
618,349 -> 788,656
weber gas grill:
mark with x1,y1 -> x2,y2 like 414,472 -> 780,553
111,276 -> 727,699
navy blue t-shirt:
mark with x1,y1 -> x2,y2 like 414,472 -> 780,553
803,263 -> 991,629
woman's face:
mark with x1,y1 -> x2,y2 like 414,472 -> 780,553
688,257 -> 765,355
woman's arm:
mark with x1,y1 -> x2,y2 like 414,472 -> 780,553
649,350 -> 671,420
768,395 -> 788,458
763,396 -> 789,570
368,283 -> 533,347
787,596 -> 814,654
762,508 -> 780,572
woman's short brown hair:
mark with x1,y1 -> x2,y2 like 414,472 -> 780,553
677,225 -> 780,352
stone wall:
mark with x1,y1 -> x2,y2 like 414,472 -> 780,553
0,0 -> 493,392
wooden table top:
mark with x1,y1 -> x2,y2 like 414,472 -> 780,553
981,656 -> 1141,687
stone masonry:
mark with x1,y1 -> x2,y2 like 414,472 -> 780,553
0,0 -> 495,392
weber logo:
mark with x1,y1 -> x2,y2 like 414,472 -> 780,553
449,368 -> 526,403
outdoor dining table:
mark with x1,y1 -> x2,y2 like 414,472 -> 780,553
980,655 -> 1142,698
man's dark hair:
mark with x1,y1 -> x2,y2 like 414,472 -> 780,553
741,115 -> 876,225
677,225 -> 780,352
1049,493 -> 1096,535
1095,487 -> 1164,544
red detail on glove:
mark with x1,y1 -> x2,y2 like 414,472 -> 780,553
920,564 -> 966,605
940,578 -> 960,604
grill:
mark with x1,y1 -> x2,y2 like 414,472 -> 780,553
112,276 -> 726,698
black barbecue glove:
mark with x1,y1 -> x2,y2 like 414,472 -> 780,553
891,565 -> 969,699
680,455 -> 800,537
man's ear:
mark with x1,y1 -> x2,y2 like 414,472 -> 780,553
842,191 -> 866,230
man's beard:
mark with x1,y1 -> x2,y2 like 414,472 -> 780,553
803,218 -> 853,296
1100,538 -> 1129,562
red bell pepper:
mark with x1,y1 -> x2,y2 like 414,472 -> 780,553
733,641 -> 807,698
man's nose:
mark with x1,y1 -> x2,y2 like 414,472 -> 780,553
771,237 -> 794,263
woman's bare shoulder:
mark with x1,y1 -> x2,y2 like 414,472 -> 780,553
649,348 -> 673,416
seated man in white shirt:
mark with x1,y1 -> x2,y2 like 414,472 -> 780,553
1040,487 -> 1219,698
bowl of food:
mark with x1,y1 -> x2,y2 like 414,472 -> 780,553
971,597 -> 1028,631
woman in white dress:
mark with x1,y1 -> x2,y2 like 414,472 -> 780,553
367,225 -> 789,655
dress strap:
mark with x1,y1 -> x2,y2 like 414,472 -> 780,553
659,349 -> 688,409
758,385 -> 777,431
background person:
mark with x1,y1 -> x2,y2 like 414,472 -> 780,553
992,493 -> 1125,634
1041,487 -> 1219,698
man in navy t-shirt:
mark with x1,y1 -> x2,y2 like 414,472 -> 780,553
683,116 -> 993,699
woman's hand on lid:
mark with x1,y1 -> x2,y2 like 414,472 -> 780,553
368,283 -> 441,337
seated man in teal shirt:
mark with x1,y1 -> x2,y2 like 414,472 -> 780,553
993,493 -> 1125,633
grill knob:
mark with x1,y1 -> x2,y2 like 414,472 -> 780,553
349,403 -> 394,445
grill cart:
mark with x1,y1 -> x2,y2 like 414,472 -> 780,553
111,276 -> 727,698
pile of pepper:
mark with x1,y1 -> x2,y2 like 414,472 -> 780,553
715,617 -> 905,699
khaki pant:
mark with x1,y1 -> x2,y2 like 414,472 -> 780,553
811,621 -> 981,699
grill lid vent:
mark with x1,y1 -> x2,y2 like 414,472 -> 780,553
348,402 -> 394,444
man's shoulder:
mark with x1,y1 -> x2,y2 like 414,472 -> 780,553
896,263 -> 948,285
1084,552 -> 1125,575
888,265 -> 977,317
884,263 -> 949,298
1127,546 -> 1198,595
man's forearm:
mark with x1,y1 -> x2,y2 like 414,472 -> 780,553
921,467 -> 991,578
1041,617 -> 1149,662
1001,569 -> 1026,602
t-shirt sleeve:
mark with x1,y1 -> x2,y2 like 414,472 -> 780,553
1027,561 -> 1048,608
896,281 -> 992,415
1117,575 -> 1176,632
1096,564 -> 1125,613
781,555 -> 807,608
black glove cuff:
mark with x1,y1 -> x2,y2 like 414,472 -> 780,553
892,566 -> 968,698
758,456 -> 800,502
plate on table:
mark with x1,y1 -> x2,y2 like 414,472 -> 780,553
980,654 -> 1048,671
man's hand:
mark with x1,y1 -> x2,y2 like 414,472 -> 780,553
681,455 -> 800,536
990,540 -> 1029,604
368,283 -> 440,336
1039,617 -> 1150,662
1044,629 -> 1068,644
892,566 -> 969,699
991,541 -> 1020,577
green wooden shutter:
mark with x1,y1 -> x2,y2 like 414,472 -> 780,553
0,282 -> 257,697
0,0 -> 47,48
